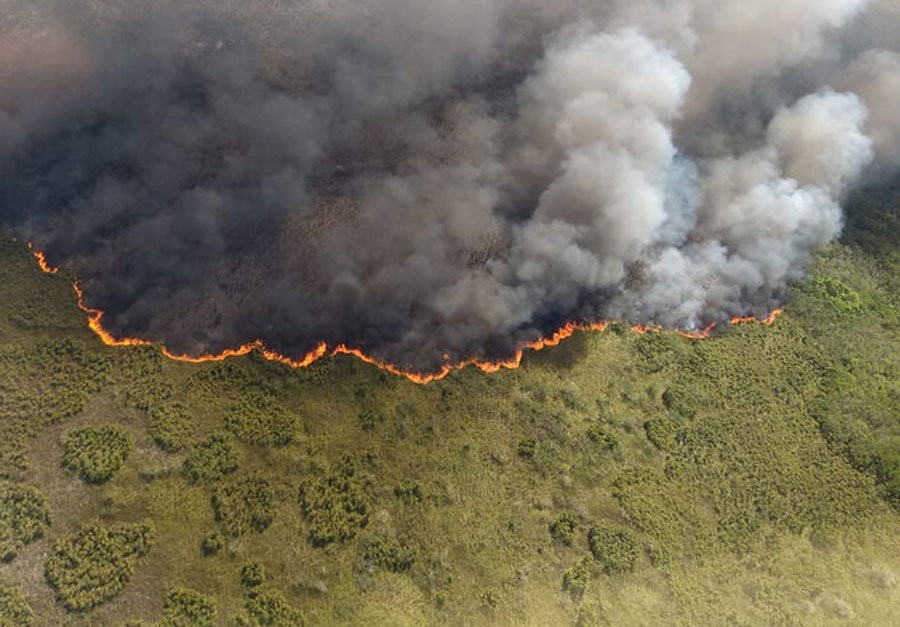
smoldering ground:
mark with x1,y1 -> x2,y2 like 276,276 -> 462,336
1,1 -> 898,371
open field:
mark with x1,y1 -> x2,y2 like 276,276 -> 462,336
0,190 -> 898,625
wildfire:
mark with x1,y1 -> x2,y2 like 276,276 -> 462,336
26,242 -> 59,274
33,244 -> 784,384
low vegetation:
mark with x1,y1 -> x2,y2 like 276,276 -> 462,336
242,590 -> 305,625
562,558 -> 593,600
0,585 -> 33,626
159,587 -> 216,627
0,481 -> 51,562
361,535 -> 416,573
224,392 -> 298,447
299,457 -> 369,546
146,403 -> 193,453
45,522 -> 153,611
61,424 -> 134,484
212,475 -> 277,537
588,524 -> 639,574
181,435 -> 239,484
240,562 -> 266,594
549,511 -> 579,546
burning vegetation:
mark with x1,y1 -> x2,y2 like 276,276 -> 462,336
2,1 -> 898,372
29,242 -> 783,383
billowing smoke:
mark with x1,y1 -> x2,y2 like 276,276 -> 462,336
1,0 -> 898,371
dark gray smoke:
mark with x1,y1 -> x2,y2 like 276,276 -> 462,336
1,0 -> 898,371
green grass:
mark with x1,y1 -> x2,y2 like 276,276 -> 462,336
0,203 -> 898,625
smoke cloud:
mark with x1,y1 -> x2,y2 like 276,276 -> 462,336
1,0 -> 897,371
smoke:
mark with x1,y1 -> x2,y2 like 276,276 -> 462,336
1,0 -> 897,371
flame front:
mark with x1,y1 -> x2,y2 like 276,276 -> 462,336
35,245 -> 783,384
27,242 -> 59,274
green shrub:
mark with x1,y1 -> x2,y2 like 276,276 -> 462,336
661,385 -> 697,419
0,481 -> 51,562
0,585 -> 33,626
643,416 -> 678,450
635,332 -> 682,373
201,531 -> 226,556
299,459 -> 369,546
160,587 -> 216,627
62,424 -> 134,483
212,475 -> 277,537
517,438 -> 536,460
224,392 -> 297,447
182,435 -> 238,484
0,338 -> 110,479
362,535 -> 415,573
586,424 -> 619,452
357,408 -> 384,433
45,522 -> 153,611
393,481 -> 423,505
240,562 -> 266,593
147,403 -> 193,453
588,524 -> 639,575
244,590 -> 305,625
805,275 -> 865,315
118,347 -> 174,411
549,511 -> 579,546
562,557 -> 593,600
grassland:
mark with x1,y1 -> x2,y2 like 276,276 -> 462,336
0,190 -> 898,625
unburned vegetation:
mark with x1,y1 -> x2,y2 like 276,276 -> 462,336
44,522 -> 153,611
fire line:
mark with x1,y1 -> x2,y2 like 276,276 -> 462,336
29,243 -> 783,385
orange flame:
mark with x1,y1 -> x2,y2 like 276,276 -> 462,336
32,243 -> 783,384
26,242 -> 59,274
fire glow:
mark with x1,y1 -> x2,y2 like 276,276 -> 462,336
35,244 -> 782,384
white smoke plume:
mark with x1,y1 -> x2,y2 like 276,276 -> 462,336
0,0 -> 897,370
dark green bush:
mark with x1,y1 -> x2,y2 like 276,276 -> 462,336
182,435 -> 239,484
362,535 -> 415,573
299,459 -> 369,546
160,587 -> 216,627
45,522 -> 153,611
62,424 -> 134,483
562,557 -> 593,600
147,403 -> 193,453
661,385 -> 696,419
244,590 -> 305,625
0,480 -> 51,562
0,585 -> 33,626
549,511 -> 579,546
240,562 -> 266,593
393,481 -> 424,505
517,438 -> 536,460
586,424 -> 619,452
588,524 -> 639,574
212,475 -> 277,537
224,392 -> 297,447
357,408 -> 384,433
201,530 -> 226,556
